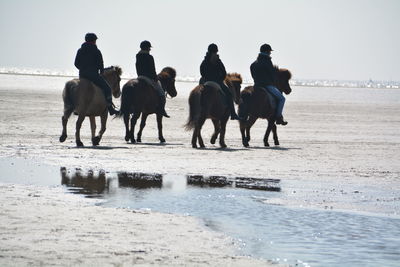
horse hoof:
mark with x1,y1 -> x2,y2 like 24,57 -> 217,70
76,141 -> 84,147
125,136 -> 130,142
246,136 -> 250,142
92,136 -> 100,146
59,134 -> 67,143
274,141 -> 280,146
192,144 -> 197,148
243,142 -> 249,147
220,144 -> 227,148
137,138 -> 142,143
210,138 -> 216,144
131,139 -> 136,144
264,142 -> 270,147
199,144 -> 205,148
159,138 -> 166,143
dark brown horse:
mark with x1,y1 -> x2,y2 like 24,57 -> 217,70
120,67 -> 177,143
59,66 -> 122,147
238,67 -> 292,147
185,73 -> 242,148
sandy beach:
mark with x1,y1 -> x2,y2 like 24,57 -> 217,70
1,73 -> 400,265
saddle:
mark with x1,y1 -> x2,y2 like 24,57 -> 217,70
203,81 -> 227,97
137,76 -> 158,89
254,86 -> 276,110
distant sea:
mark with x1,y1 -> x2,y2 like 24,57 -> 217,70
0,66 -> 399,89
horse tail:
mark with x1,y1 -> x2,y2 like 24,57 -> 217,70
62,80 -> 77,112
118,82 -> 134,118
238,87 -> 253,120
184,87 -> 202,131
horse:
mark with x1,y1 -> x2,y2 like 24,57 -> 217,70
119,67 -> 177,144
238,67 -> 292,147
59,66 -> 122,147
185,73 -> 242,148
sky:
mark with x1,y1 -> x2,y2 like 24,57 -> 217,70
0,0 -> 399,81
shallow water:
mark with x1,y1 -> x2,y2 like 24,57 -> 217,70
1,158 -> 399,267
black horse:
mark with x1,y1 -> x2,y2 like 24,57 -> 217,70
119,67 -> 177,143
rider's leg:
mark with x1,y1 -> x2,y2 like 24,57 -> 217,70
91,75 -> 119,115
220,84 -> 241,120
266,85 -> 287,125
155,81 -> 169,118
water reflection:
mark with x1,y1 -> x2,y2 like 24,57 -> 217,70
60,168 -> 281,196
60,167 -> 110,196
118,172 -> 162,189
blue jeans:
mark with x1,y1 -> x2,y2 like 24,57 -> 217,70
265,85 -> 285,117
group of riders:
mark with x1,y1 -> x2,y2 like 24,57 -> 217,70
74,33 -> 288,126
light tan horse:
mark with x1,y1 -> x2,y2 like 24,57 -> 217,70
185,73 -> 242,148
59,66 -> 122,147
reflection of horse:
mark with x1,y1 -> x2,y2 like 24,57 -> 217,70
120,67 -> 177,143
59,66 -> 122,147
60,167 -> 109,195
238,67 -> 292,147
185,73 -> 242,148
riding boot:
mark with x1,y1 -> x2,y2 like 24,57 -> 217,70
227,97 -> 243,121
276,116 -> 288,125
158,95 -> 170,118
107,99 -> 120,116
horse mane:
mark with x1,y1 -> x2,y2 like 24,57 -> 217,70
104,66 -> 123,76
225,72 -> 242,83
160,67 -> 176,79
273,65 -> 292,80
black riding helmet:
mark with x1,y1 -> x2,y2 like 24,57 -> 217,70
85,33 -> 98,42
260,43 -> 273,52
140,40 -> 152,50
208,43 -> 218,53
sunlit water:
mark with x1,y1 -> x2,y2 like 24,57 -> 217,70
1,158 -> 399,267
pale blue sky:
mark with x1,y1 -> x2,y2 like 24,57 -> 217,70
0,0 -> 399,81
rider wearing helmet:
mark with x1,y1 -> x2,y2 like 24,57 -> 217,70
250,44 -> 287,125
135,40 -> 169,118
200,43 -> 241,120
74,33 -> 119,115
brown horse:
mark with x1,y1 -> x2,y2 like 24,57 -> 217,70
59,66 -> 122,147
238,67 -> 292,147
120,67 -> 177,143
185,73 -> 242,148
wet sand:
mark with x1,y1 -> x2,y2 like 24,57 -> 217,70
0,183 -> 271,266
1,74 -> 400,264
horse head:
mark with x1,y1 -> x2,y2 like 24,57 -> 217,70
158,67 -> 177,98
225,73 -> 242,104
274,66 -> 292,95
103,66 -> 123,98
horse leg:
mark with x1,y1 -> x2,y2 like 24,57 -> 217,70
156,114 -> 166,143
59,108 -> 73,142
197,117 -> 206,148
123,114 -> 131,142
244,116 -> 257,147
240,120 -> 247,147
130,112 -> 140,144
272,123 -> 279,145
191,124 -> 199,148
210,119 -> 220,145
75,114 -> 85,147
95,112 -> 108,145
219,117 -> 229,148
137,113 -> 148,143
89,116 -> 98,146
263,120 -> 274,147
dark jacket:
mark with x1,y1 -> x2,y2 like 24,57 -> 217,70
200,53 -> 227,83
250,53 -> 276,87
74,42 -> 104,77
136,50 -> 157,80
